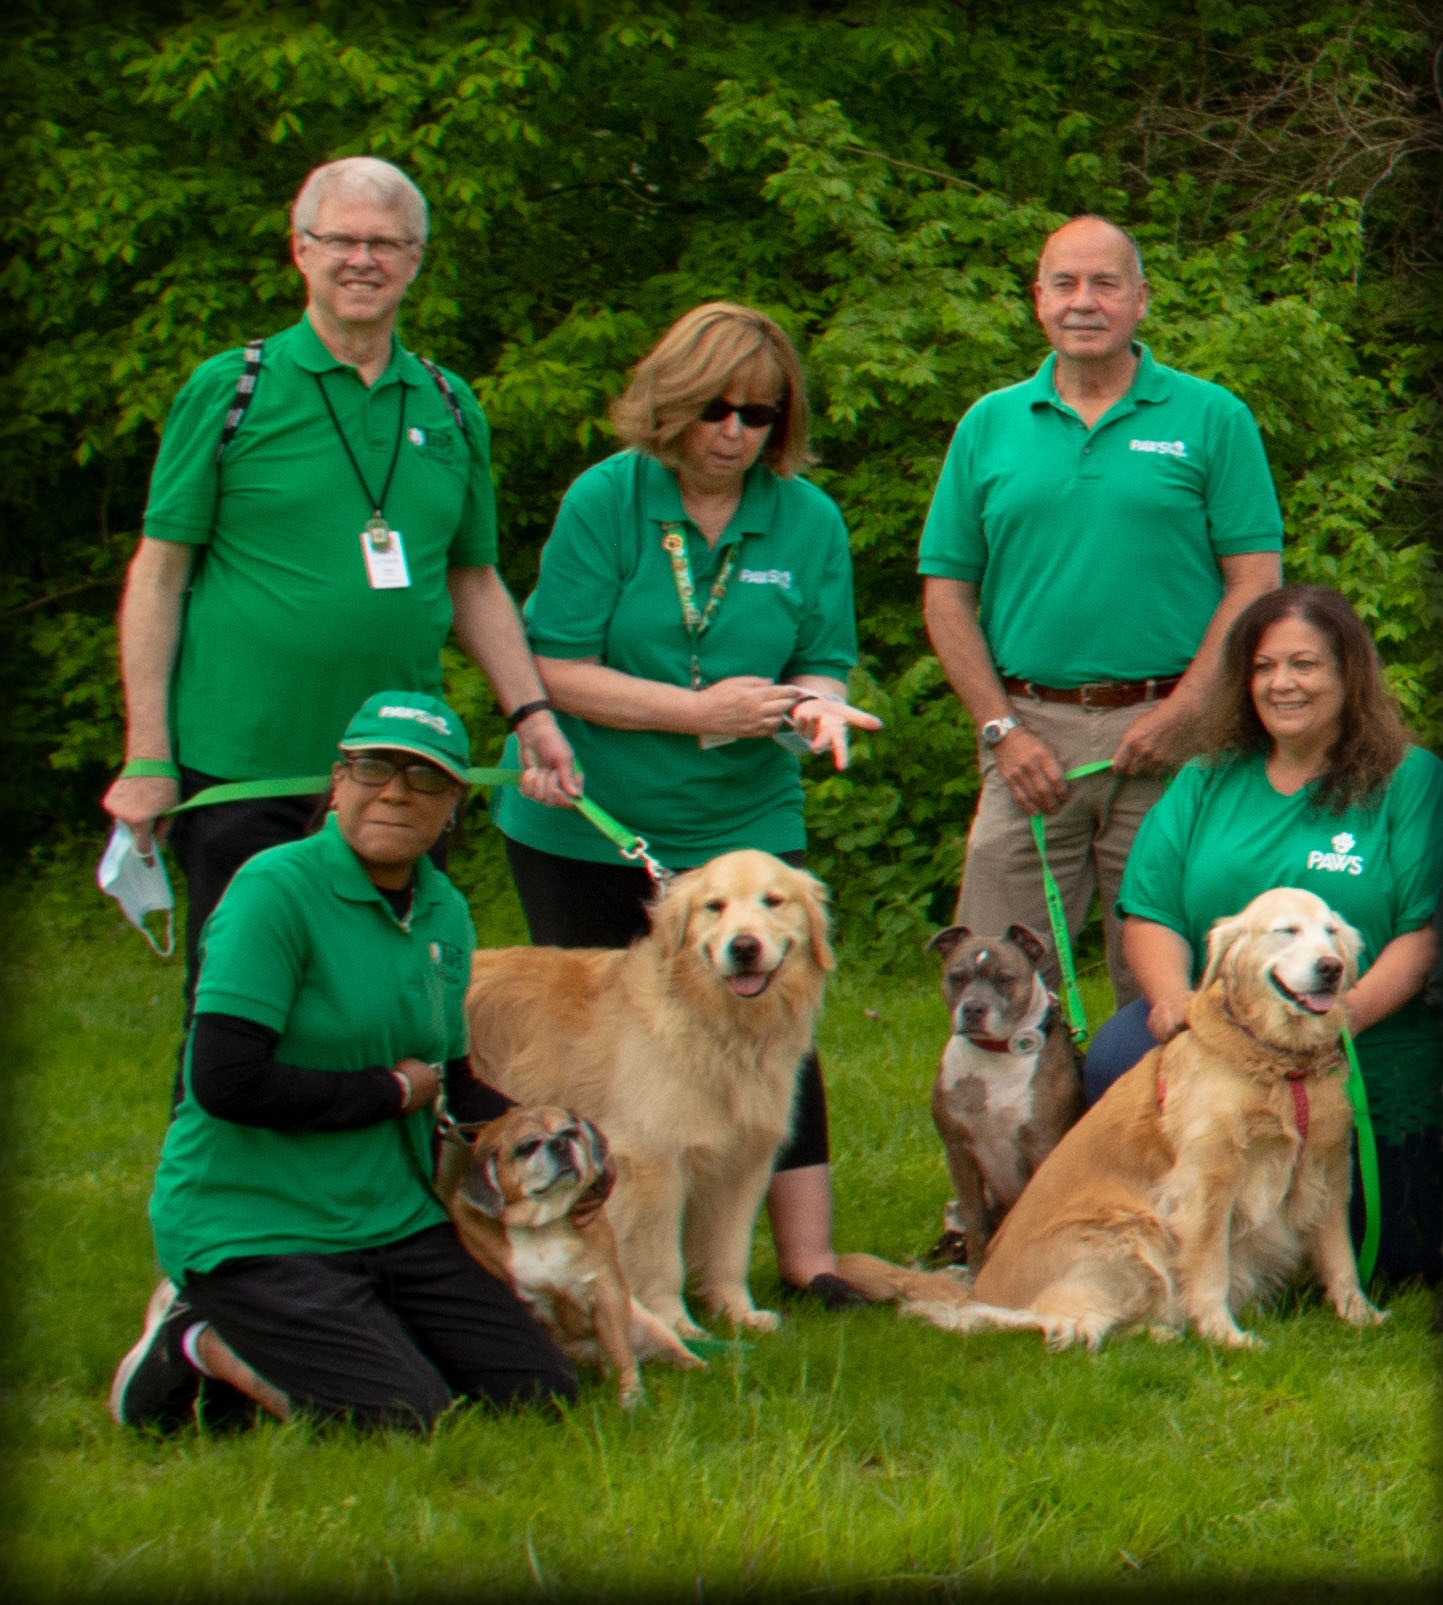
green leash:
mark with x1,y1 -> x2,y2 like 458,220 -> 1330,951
161,766 -> 525,815
1029,759 -> 1115,1046
1340,1028 -> 1380,1285
161,767 -> 676,882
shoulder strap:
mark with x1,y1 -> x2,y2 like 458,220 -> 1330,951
415,354 -> 467,434
213,339 -> 266,465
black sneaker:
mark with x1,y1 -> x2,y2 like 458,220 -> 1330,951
109,1279 -> 200,1429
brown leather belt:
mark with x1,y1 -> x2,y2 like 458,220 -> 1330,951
1002,673 -> 1183,709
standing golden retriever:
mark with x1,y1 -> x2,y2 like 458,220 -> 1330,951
839,888 -> 1387,1348
466,849 -> 833,1340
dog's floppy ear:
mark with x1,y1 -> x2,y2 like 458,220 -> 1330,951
577,1113 -> 616,1203
645,867 -> 695,958
798,869 -> 836,973
926,926 -> 970,960
458,1144 -> 507,1217
1331,914 -> 1363,984
1004,924 -> 1047,966
1201,912 -> 1248,990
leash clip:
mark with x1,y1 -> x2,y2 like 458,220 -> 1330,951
620,834 -> 675,888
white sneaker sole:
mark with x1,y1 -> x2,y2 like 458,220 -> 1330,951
109,1278 -> 181,1425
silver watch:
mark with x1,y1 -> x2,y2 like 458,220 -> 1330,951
981,715 -> 1020,747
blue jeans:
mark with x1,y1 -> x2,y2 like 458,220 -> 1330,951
1084,997 -> 1158,1105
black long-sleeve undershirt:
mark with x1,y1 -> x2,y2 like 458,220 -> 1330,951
187,1012 -> 515,1132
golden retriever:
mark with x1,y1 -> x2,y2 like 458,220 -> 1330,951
838,887 -> 1386,1348
466,849 -> 833,1340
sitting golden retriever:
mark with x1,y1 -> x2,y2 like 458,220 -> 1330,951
466,849 -> 833,1341
839,887 -> 1387,1349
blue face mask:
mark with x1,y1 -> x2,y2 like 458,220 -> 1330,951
97,823 -> 175,957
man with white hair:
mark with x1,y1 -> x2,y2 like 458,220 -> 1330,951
920,214 -> 1284,1012
103,157 -> 577,1004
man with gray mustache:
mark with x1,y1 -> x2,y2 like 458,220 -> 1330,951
919,215 -> 1283,1011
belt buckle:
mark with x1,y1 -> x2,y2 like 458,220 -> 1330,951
1078,681 -> 1102,710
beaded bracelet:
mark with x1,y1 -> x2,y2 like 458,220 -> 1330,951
507,698 -> 554,730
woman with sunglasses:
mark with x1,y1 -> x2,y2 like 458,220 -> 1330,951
111,691 -> 576,1432
492,302 -> 881,1309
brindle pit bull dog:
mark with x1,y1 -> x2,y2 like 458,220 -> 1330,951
926,924 -> 1084,1269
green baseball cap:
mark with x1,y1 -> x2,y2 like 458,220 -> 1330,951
338,691 -> 471,782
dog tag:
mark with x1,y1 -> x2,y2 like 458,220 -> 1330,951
1009,1027 -> 1046,1056
362,518 -> 410,589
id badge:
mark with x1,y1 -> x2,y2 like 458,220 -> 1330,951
699,733 -> 737,750
361,519 -> 411,590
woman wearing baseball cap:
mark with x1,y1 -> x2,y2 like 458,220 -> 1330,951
109,691 -> 577,1433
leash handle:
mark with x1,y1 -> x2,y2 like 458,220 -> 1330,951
1340,1028 -> 1380,1284
1029,759 -> 1116,1046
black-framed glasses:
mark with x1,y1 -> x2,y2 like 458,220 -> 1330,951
302,230 -> 418,261
343,755 -> 457,795
697,398 -> 783,428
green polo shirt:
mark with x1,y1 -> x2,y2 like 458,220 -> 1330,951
143,315 -> 497,780
150,814 -> 474,1282
491,451 -> 858,866
917,345 -> 1283,685
1118,747 -> 1443,1140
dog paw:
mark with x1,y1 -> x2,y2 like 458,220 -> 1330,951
1147,1323 -> 1183,1344
1337,1292 -> 1389,1327
737,1308 -> 781,1333
1224,1328 -> 1267,1350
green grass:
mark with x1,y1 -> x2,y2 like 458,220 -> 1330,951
4,867 -> 1440,1601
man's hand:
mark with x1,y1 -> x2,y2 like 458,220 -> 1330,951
992,724 -> 1069,815
101,774 -> 180,854
1110,695 -> 1202,777
515,709 -> 582,807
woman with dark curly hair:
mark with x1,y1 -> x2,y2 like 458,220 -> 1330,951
1085,584 -> 1443,1283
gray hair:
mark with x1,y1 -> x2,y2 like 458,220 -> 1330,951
290,157 -> 429,244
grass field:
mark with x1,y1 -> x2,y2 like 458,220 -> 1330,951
4,863 -> 1439,1602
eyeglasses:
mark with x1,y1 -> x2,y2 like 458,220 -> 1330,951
302,230 -> 418,262
342,755 -> 457,795
696,398 -> 783,428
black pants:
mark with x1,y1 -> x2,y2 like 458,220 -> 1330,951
502,836 -> 829,1170
184,1223 -> 577,1431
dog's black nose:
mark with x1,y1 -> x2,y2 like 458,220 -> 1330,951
961,1001 -> 987,1029
729,934 -> 762,967
1315,955 -> 1343,985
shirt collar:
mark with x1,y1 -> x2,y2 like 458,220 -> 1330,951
1027,342 -> 1168,414
639,452 -> 781,548
318,810 -> 446,914
292,313 -> 425,389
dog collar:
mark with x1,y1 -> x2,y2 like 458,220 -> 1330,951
1157,1067 -> 1311,1145
957,983 -> 1057,1056
1220,996 -> 1346,1079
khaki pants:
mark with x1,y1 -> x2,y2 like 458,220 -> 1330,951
955,697 -> 1169,1010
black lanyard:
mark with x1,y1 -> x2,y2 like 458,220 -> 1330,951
314,373 -> 407,522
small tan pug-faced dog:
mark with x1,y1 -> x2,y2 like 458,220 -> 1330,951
441,1106 -> 705,1407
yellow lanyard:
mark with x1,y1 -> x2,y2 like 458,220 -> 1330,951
661,521 -> 738,689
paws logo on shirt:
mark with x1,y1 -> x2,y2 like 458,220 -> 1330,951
1306,831 -> 1364,876
429,940 -> 468,984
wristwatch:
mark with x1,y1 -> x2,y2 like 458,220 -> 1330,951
980,715 -> 1020,747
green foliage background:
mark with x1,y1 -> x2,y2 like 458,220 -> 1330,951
5,0 -> 1440,954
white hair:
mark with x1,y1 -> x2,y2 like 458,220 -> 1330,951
290,157 -> 429,243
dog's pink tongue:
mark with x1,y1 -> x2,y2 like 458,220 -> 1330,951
728,971 -> 769,998
1302,992 -> 1337,1015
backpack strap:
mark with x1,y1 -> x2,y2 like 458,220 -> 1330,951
213,339 -> 265,465
214,341 -> 464,463
415,355 -> 468,435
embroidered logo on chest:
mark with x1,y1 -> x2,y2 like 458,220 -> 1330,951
1306,831 -> 1364,876
1128,438 -> 1188,458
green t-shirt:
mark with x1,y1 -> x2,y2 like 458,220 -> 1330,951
144,316 -> 497,780
491,451 -> 858,866
1118,746 -> 1443,1139
149,814 -> 474,1282
917,345 -> 1283,685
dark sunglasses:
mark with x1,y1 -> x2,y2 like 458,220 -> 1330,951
343,754 -> 457,795
697,398 -> 783,428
